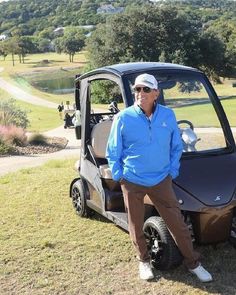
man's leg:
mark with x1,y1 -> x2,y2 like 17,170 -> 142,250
121,179 -> 154,280
147,176 -> 200,269
120,180 -> 149,262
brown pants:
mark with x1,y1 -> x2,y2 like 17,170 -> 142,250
120,175 -> 200,269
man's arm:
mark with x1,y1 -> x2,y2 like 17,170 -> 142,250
169,113 -> 183,179
106,115 -> 124,181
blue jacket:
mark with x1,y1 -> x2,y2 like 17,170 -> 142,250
106,104 -> 183,186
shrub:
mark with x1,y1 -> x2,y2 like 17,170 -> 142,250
0,136 -> 14,154
28,133 -> 48,145
0,98 -> 29,129
0,125 -> 27,146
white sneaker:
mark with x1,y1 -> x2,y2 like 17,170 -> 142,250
139,261 -> 154,280
189,264 -> 213,282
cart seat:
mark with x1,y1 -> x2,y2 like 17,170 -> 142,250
91,119 -> 123,209
91,119 -> 113,159
90,119 -> 113,179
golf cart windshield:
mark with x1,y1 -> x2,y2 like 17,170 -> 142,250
126,71 -> 228,154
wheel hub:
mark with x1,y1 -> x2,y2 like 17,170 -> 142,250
72,187 -> 82,211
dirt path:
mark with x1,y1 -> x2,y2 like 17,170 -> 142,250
0,126 -> 80,176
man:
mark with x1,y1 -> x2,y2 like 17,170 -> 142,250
106,73 -> 213,282
57,102 -> 64,119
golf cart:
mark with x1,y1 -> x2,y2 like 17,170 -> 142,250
63,109 -> 75,129
70,62 -> 236,270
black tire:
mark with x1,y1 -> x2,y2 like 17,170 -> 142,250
143,216 -> 183,270
229,236 -> 236,249
70,178 -> 92,217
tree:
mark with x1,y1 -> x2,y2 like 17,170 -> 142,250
198,32 -> 226,82
3,37 -> 20,66
17,36 -> 37,63
0,42 -> 8,60
86,4 -> 235,80
55,27 -> 85,62
3,36 -> 36,64
0,0 -> 235,37
53,37 -> 63,54
86,6 -> 202,68
62,36 -> 84,62
36,37 -> 52,53
38,27 -> 55,40
203,17 -> 236,78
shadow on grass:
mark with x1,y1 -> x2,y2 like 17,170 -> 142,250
82,206 -> 236,292
21,60 -> 65,68
83,211 -> 129,235
88,211 -> 112,224
70,61 -> 87,64
23,60 -> 87,66
24,59 -> 64,64
150,242 -> 236,294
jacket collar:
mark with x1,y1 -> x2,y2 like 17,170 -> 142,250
133,102 -> 158,116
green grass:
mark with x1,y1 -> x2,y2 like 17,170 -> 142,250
221,97 -> 236,127
1,159 -> 236,294
0,90 -> 61,132
214,79 -> 236,97
14,100 -> 62,132
0,52 -> 87,77
173,97 -> 236,127
19,66 -> 81,81
0,88 -> 12,100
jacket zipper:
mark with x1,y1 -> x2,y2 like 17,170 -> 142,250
146,117 -> 152,142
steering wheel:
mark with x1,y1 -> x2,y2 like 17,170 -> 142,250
177,120 -> 194,130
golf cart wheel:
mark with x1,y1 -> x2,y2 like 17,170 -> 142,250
143,216 -> 183,270
229,236 -> 236,249
70,178 -> 92,217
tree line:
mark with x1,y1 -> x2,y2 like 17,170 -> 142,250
87,4 -> 236,80
0,0 -> 235,36
0,0 -> 235,80
0,27 -> 86,66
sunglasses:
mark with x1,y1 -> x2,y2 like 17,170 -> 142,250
134,86 -> 152,93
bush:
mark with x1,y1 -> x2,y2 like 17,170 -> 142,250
0,98 -> 29,129
0,136 -> 14,154
28,133 -> 48,145
0,125 -> 27,146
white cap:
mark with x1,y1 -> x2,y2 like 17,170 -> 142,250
134,73 -> 158,89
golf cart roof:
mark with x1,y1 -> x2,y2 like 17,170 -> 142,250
76,62 -> 201,82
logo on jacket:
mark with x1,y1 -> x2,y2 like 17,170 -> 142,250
214,195 -> 221,201
162,122 -> 167,127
